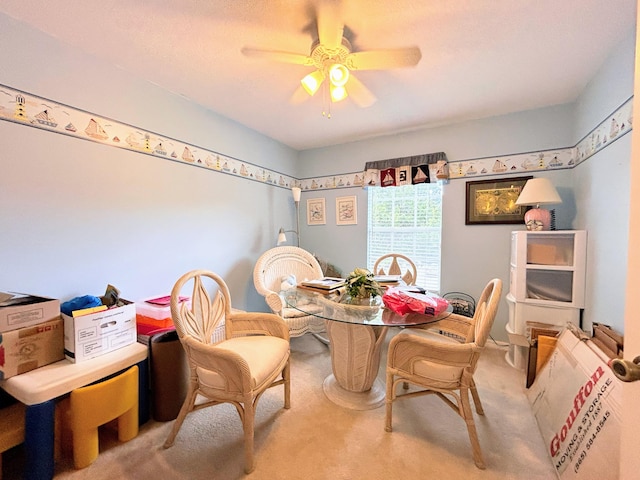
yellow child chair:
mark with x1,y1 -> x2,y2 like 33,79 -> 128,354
59,365 -> 139,469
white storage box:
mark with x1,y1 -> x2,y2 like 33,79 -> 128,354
0,293 -> 60,333
63,300 -> 136,363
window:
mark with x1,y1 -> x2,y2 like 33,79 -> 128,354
367,183 -> 442,292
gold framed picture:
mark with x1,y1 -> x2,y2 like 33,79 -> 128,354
465,176 -> 532,225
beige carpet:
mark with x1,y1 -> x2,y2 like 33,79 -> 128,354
5,331 -> 557,479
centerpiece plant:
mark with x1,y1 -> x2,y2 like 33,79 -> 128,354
344,268 -> 383,305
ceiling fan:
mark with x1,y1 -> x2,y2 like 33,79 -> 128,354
241,2 -> 421,112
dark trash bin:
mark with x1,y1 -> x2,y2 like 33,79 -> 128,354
148,329 -> 189,422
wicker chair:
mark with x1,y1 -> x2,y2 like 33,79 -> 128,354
373,253 -> 418,285
385,278 -> 502,469
253,246 -> 327,339
163,270 -> 291,474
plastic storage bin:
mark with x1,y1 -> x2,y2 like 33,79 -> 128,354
136,296 -> 190,336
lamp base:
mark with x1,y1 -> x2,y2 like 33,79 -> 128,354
524,208 -> 551,231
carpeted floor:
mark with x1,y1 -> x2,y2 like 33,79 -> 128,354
4,331 -> 557,479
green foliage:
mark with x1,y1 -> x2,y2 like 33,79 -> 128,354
345,268 -> 383,300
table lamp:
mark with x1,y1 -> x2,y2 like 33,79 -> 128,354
515,177 -> 562,231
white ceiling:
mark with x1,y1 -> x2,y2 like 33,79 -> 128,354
1,0 -> 636,151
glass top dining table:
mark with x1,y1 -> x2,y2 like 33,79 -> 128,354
283,287 -> 452,327
283,286 -> 453,410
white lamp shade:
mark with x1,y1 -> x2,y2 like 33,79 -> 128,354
515,178 -> 562,206
301,70 -> 324,96
330,83 -> 347,102
329,63 -> 349,87
291,187 -> 301,202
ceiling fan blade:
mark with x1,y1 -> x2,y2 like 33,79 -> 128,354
290,85 -> 311,105
346,74 -> 376,108
241,47 -> 314,66
316,1 -> 343,50
345,47 -> 422,70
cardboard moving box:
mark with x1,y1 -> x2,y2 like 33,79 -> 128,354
63,300 -> 136,363
0,317 -> 64,379
527,328 -> 622,479
0,294 -> 60,333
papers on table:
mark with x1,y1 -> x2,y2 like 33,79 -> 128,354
373,275 -> 401,286
298,277 -> 346,291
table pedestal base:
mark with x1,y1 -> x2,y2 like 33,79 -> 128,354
322,374 -> 386,410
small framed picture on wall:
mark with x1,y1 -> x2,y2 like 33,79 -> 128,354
336,196 -> 357,225
307,198 -> 326,225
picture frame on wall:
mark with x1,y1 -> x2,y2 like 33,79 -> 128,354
465,176 -> 532,225
336,196 -> 357,225
307,198 -> 326,225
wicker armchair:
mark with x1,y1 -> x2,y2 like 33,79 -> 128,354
385,278 -> 502,469
253,246 -> 327,338
163,270 -> 290,474
373,253 -> 418,285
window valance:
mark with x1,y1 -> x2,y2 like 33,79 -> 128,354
364,152 -> 448,186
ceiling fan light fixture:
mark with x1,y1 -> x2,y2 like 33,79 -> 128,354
301,70 -> 324,96
329,63 -> 349,87
330,83 -> 347,102
244,12 -> 420,114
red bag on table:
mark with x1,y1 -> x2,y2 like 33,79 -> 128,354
382,287 -> 449,316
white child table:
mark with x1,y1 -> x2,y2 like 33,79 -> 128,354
0,342 -> 149,480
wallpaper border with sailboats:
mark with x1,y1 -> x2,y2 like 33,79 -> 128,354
0,83 -> 300,190
312,96 -> 633,191
0,83 -> 632,193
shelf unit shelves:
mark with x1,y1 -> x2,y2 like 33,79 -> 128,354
509,230 -> 586,308
505,230 -> 587,370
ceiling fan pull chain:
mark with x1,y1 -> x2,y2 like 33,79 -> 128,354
322,81 -> 331,119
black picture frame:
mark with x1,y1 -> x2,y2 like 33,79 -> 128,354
465,176 -> 532,225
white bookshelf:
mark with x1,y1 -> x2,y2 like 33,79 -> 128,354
509,230 -> 586,308
505,230 -> 586,369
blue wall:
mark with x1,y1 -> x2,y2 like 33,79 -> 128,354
0,13 -> 634,340
297,27 -> 634,337
0,13 -> 298,309
572,29 -> 635,334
